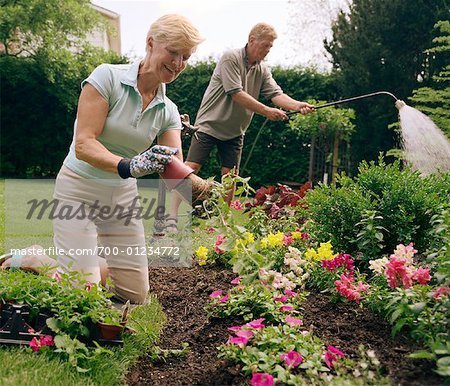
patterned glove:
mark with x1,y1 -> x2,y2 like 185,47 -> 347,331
117,145 -> 178,179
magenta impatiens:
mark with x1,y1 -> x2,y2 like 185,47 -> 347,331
251,372 -> 274,386
280,350 -> 304,367
323,345 -> 345,368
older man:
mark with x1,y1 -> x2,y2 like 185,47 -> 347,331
167,23 -> 314,228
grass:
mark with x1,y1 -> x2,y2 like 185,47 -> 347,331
0,296 -> 165,386
0,179 -> 169,385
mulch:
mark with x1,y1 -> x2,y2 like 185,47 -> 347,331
125,264 -> 443,386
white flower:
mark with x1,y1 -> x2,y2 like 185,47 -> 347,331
368,257 -> 389,274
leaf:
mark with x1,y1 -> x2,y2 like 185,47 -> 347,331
408,302 -> 426,314
409,351 -> 435,360
436,356 -> 450,367
390,308 -> 402,323
435,367 -> 450,377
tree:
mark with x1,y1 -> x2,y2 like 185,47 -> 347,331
410,18 -> 450,138
324,0 -> 448,170
0,0 -> 126,177
0,0 -> 105,56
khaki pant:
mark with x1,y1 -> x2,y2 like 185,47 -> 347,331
52,166 -> 149,303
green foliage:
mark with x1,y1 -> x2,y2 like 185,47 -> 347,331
304,180 -> 373,258
219,323 -> 388,385
305,157 -> 450,265
325,0 -> 448,170
206,283 -> 306,324
0,48 -> 127,177
290,102 -> 355,141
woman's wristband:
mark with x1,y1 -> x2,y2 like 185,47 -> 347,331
117,158 -> 132,179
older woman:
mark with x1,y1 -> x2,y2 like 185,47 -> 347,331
2,14 -> 204,304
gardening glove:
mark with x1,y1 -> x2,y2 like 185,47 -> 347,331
117,145 -> 178,179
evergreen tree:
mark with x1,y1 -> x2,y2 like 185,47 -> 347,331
410,18 -> 450,138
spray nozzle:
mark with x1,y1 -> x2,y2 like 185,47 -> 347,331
395,100 -> 406,110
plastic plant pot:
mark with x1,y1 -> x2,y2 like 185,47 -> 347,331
160,156 -> 194,190
97,322 -> 125,340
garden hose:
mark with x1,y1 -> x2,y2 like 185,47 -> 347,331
241,91 -> 401,174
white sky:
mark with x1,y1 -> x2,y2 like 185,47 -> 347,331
92,0 -> 320,67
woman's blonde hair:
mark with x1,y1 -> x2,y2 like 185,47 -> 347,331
249,22 -> 277,41
147,14 -> 204,51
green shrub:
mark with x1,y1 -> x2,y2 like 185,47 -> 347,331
305,156 -> 450,267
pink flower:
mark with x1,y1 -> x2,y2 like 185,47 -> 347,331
219,293 -> 229,303
246,318 -> 265,329
411,267 -> 431,285
231,276 -> 241,285
228,335 -> 249,347
431,286 -> 450,301
206,227 -> 215,233
251,373 -> 274,386
210,290 -> 223,298
51,271 -> 61,282
85,281 -> 93,291
236,329 -> 255,339
282,234 -> 294,246
323,345 -> 345,368
279,305 -> 294,311
284,289 -> 297,297
385,257 -> 412,289
40,335 -> 54,347
327,345 -> 345,356
29,337 -> 41,352
280,350 -> 304,367
322,253 -> 354,272
230,200 -> 243,210
273,295 -> 288,302
214,234 -> 226,254
227,325 -> 242,331
335,274 -> 370,303
301,232 -> 309,240
285,316 -> 303,326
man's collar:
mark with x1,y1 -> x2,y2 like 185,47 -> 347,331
243,45 -> 259,68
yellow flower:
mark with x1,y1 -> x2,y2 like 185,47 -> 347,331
195,246 -> 208,261
305,241 -> 335,261
241,232 -> 255,245
261,232 -> 284,248
317,241 -> 334,260
261,238 -> 269,249
292,231 -> 303,240
305,248 -> 319,260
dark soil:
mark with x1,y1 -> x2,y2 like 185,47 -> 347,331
126,264 -> 443,386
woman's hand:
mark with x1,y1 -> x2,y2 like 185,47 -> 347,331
129,145 -> 178,177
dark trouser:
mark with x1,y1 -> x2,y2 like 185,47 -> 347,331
186,131 -> 244,170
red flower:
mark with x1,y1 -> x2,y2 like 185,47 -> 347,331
214,234 -> 225,254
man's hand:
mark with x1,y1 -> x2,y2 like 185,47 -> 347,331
180,113 -> 199,136
118,145 -> 178,179
263,107 -> 289,121
294,101 -> 315,115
